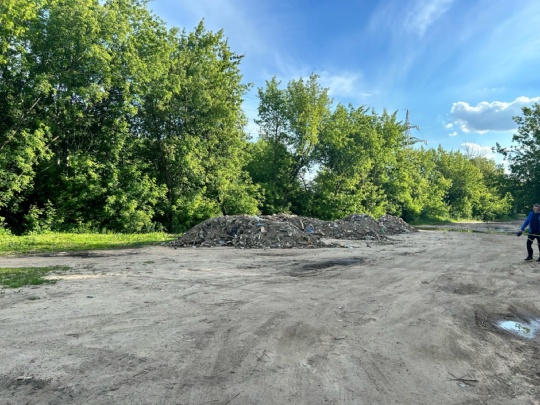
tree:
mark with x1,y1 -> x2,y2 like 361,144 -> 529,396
0,0 -> 51,230
1,1 -> 260,234
384,148 -> 451,222
311,105 -> 411,219
1,0 -> 171,232
497,103 -> 540,213
433,147 -> 511,220
138,21 -> 259,231
250,74 -> 331,214
30,0 -> 170,232
310,104 -> 386,219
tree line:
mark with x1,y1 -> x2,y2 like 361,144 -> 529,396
0,0 -> 535,235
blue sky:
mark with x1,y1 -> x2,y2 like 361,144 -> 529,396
148,0 -> 540,163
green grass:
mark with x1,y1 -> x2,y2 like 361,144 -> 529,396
0,232 -> 178,256
0,266 -> 70,288
409,216 -> 522,226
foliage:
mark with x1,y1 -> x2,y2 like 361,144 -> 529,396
310,104 -> 395,219
0,0 -> 518,233
0,0 -> 52,218
137,21 -> 258,232
384,148 -> 451,222
0,1 -> 255,234
497,103 -> 540,213
433,148 -> 512,220
250,75 -> 331,213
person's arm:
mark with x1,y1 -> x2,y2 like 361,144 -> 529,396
520,212 -> 533,231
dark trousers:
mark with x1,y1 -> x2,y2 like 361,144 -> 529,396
526,234 -> 540,257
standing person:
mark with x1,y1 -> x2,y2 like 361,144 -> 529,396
517,203 -> 540,260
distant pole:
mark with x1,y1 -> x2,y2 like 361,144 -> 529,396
405,109 -> 411,144
403,109 -> 423,146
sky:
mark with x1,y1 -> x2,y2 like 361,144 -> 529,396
147,0 -> 540,163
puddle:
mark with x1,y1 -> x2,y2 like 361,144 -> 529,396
496,319 -> 540,339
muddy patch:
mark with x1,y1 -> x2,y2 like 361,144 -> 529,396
451,284 -> 481,295
40,250 -> 139,258
287,257 -> 365,277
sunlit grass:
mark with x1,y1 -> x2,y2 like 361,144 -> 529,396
409,216 -> 521,226
0,232 -> 178,256
0,266 -> 70,288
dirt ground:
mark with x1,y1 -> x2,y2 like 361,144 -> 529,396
1,220 -> 540,404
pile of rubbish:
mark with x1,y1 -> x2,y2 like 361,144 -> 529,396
169,213 -> 417,249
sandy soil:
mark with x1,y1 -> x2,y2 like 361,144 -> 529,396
1,220 -> 540,405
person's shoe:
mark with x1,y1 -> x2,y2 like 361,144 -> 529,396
525,256 -> 533,261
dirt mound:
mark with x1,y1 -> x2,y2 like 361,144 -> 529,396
378,214 -> 418,235
169,214 -> 416,249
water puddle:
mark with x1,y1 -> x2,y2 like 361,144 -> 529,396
496,319 -> 540,339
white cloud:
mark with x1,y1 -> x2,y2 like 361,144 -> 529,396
460,142 -> 495,159
449,131 -> 458,137
481,87 -> 506,93
449,96 -> 540,133
404,0 -> 454,37
318,71 -> 373,101
321,72 -> 360,96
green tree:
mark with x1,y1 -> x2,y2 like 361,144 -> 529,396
32,0 -> 169,232
139,21 -> 259,232
0,0 -> 171,232
0,0 -> 51,229
433,147 -> 510,220
497,103 -> 540,213
384,148 -> 450,222
467,155 -> 512,220
247,77 -> 294,213
250,74 -> 331,214
311,105 -> 410,219
310,104 -> 384,219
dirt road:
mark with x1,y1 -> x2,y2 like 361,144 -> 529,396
1,221 -> 540,404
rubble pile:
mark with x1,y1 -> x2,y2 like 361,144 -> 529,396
378,214 -> 418,235
170,213 -> 417,249
169,215 -> 321,249
267,213 -> 384,240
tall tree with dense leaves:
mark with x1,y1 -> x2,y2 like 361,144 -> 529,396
30,0 -> 169,232
497,103 -> 540,213
248,77 -> 294,213
311,105 -> 411,219
433,147 -> 511,220
249,74 -> 331,214
310,104 -> 386,219
138,21 -> 259,232
384,147 -> 451,222
1,0 -> 170,232
0,0 -> 51,231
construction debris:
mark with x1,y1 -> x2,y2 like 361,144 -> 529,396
169,213 -> 417,249
378,214 -> 417,235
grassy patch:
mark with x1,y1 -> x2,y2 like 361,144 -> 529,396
0,232 -> 178,256
0,266 -> 70,288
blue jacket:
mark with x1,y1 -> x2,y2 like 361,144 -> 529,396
520,211 -> 540,233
